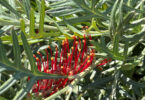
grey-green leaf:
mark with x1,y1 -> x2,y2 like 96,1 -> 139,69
0,0 -> 21,18
22,0 -> 31,19
109,0 -> 119,36
0,72 -> 23,94
29,8 -> 35,35
13,77 -> 36,100
64,19 -> 84,37
12,29 -> 21,67
48,16 -> 72,38
0,40 -> 12,65
21,32 -> 37,73
39,0 -> 45,33
113,34 -> 120,55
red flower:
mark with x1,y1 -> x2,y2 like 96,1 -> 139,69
96,58 -> 112,71
29,35 -> 111,97
30,35 -> 95,97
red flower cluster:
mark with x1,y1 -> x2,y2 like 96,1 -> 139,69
29,35 -> 111,97
31,35 -> 95,97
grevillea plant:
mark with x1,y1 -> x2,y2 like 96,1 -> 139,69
1,0 -> 145,100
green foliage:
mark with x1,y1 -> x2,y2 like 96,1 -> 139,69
0,0 -> 145,100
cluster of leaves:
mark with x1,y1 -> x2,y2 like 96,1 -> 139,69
0,0 -> 145,100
